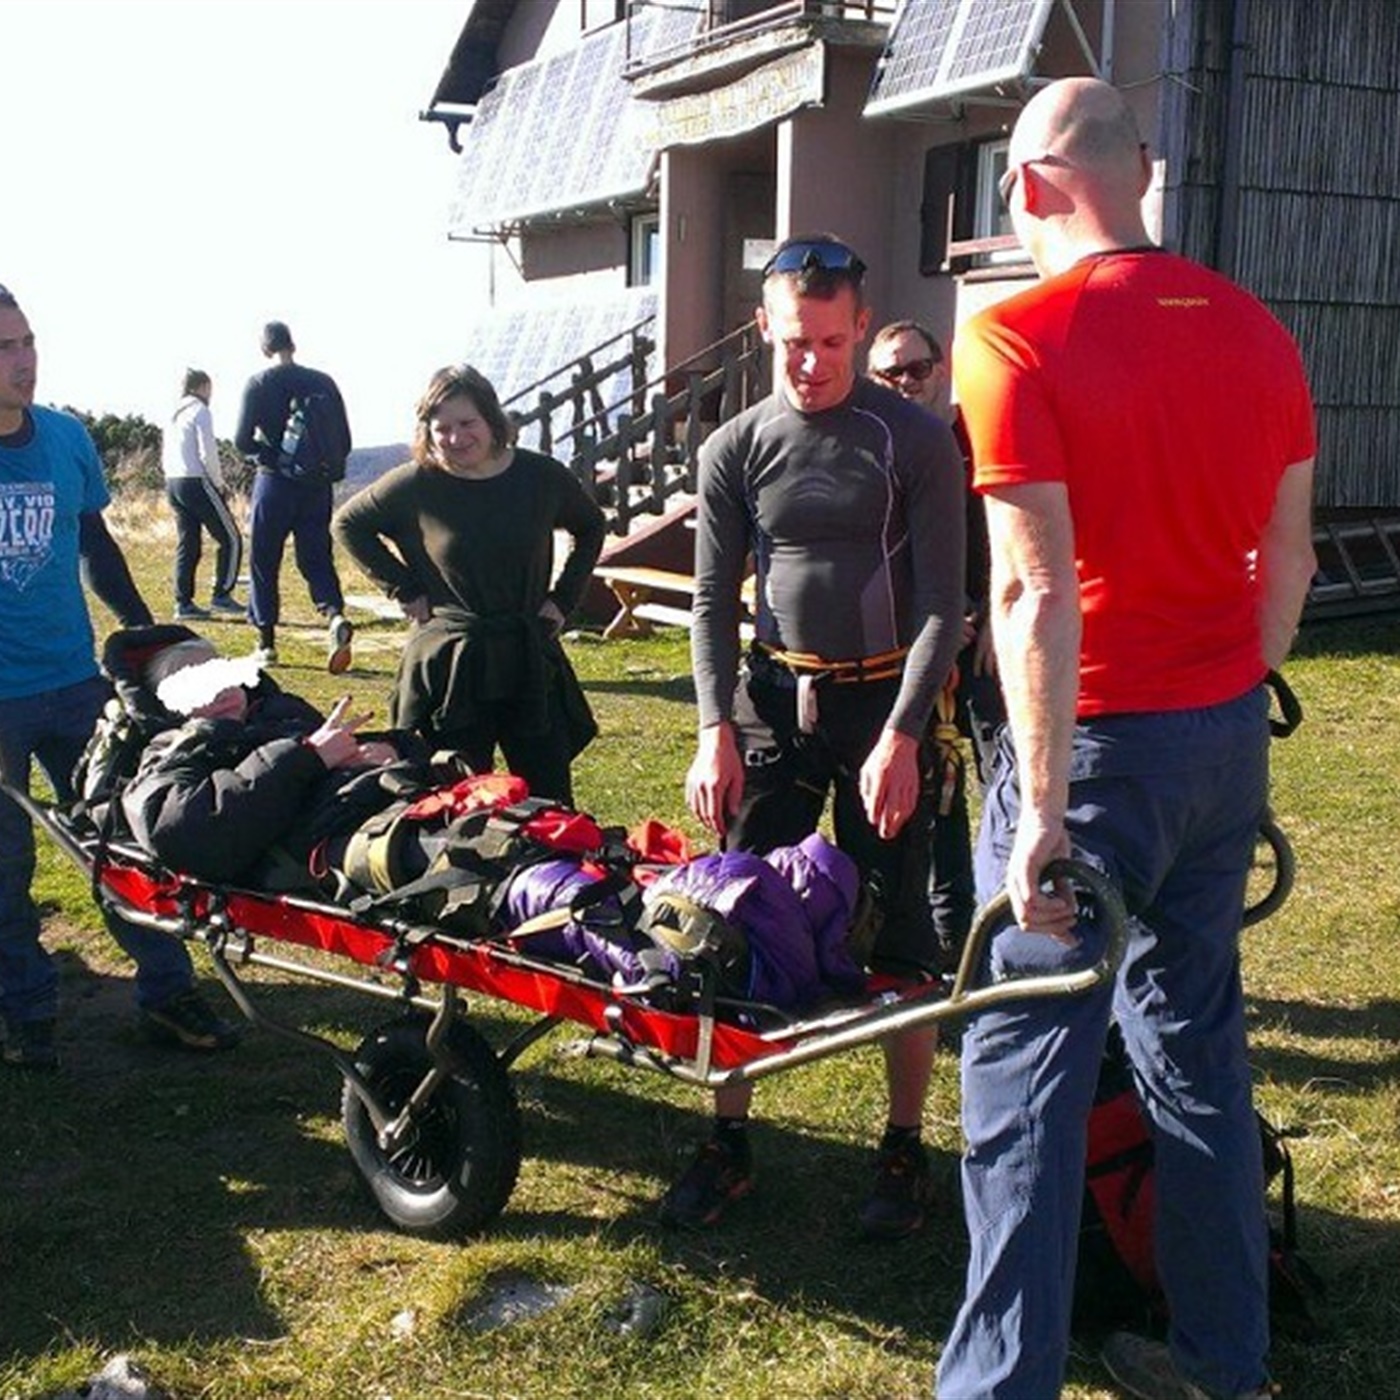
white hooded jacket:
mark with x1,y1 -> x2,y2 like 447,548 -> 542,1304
162,394 -> 224,488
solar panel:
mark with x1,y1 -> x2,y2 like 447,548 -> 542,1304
865,0 -> 1051,118
458,291 -> 660,454
448,9 -> 701,233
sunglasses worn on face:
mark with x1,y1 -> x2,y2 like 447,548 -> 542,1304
762,240 -> 867,281
998,152 -> 1075,207
999,143 -> 1148,207
872,358 -> 936,384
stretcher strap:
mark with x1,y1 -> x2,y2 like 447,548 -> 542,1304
760,642 -> 909,684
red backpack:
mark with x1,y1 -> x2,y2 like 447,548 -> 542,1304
1075,1027 -> 1327,1339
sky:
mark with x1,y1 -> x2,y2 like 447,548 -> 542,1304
1,0 -> 491,448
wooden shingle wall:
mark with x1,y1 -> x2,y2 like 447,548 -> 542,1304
1162,0 -> 1400,507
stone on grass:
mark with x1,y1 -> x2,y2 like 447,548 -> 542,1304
45,1354 -> 169,1400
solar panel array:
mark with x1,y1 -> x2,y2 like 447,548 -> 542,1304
449,8 -> 701,233
865,0 -> 1048,117
460,289 -> 660,453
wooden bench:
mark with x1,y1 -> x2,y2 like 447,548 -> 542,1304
593,564 -> 755,640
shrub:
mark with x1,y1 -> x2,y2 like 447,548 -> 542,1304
58,404 -> 248,499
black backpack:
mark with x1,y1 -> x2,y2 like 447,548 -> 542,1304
1074,1026 -> 1327,1339
70,624 -> 202,830
277,390 -> 347,483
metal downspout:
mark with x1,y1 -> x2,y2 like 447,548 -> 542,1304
1216,0 -> 1250,277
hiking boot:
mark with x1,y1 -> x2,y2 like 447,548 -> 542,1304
208,593 -> 245,618
251,644 -> 279,668
657,1139 -> 754,1229
174,602 -> 211,621
326,614 -> 354,675
1101,1331 -> 1273,1400
2,1017 -> 58,1071
142,990 -> 242,1052
857,1138 -> 933,1240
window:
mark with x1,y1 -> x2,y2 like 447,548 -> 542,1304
977,140 -> 1015,240
974,139 -> 1032,268
629,212 -> 661,287
582,0 -> 627,32
921,137 -> 1030,275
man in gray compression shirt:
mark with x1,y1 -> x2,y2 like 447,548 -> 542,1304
659,236 -> 965,1237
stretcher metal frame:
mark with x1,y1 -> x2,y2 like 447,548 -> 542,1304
18,786 -> 1135,1237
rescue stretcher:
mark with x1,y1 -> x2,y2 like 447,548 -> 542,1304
18,786 -> 1139,1240
14,663 -> 1301,1240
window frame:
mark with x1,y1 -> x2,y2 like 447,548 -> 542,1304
628,211 -> 661,288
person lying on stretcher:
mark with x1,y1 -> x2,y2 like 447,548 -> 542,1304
118,633 -> 453,890
104,631 -> 884,1014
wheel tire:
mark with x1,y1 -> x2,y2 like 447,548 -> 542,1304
1242,816 -> 1296,928
341,1016 -> 522,1238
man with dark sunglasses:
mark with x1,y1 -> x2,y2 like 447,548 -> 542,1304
867,320 -> 946,415
936,78 -> 1315,1400
663,236 -> 966,1238
869,323 -> 1005,972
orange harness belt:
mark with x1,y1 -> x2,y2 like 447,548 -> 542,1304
759,642 -> 910,685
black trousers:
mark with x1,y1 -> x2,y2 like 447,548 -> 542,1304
725,652 -> 938,976
166,477 -> 242,606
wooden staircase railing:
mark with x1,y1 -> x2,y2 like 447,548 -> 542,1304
507,321 -> 768,536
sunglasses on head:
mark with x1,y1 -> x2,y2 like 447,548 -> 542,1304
762,240 -> 867,281
872,357 -> 937,385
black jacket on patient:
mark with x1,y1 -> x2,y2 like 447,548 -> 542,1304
121,677 -> 429,888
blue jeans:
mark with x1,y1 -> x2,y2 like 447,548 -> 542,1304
937,687 -> 1271,1400
0,675 -> 195,1026
247,471 -> 344,635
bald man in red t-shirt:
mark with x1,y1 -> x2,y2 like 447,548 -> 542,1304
936,79 -> 1315,1400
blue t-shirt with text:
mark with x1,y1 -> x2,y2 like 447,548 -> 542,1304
0,406 -> 107,701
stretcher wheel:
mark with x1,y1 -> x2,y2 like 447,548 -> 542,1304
342,1016 -> 522,1237
1242,814 -> 1295,928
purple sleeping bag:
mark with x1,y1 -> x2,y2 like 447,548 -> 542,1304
763,833 -> 866,996
501,859 -> 608,961
501,836 -> 866,1010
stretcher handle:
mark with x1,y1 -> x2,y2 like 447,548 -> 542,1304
948,857 -> 1129,1010
1266,668 -> 1303,739
688,857 -> 1131,1089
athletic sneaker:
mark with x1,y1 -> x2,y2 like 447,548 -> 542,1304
857,1138 -> 934,1240
326,614 -> 354,675
142,989 -> 242,1052
2,1017 -> 58,1071
174,602 -> 211,621
656,1139 -> 754,1229
208,593 -> 245,618
251,645 -> 279,667
1101,1331 -> 1273,1400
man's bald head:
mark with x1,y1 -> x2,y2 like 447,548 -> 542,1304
1005,78 -> 1152,276
1014,78 -> 1144,192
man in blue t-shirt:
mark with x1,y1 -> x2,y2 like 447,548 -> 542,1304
0,283 -> 240,1070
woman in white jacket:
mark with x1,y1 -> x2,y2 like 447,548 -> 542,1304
161,368 -> 244,620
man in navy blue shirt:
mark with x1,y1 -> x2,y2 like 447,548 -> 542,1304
235,320 -> 354,673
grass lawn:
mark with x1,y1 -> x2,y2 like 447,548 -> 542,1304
1,504 -> 1397,1399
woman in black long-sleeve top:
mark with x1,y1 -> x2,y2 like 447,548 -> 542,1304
333,365 -> 605,804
